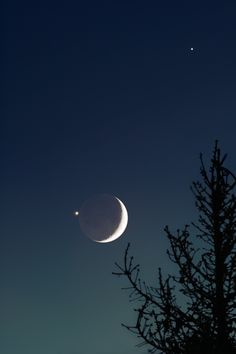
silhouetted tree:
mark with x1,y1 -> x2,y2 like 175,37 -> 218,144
113,142 -> 236,354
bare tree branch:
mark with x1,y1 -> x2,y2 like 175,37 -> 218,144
113,142 -> 236,354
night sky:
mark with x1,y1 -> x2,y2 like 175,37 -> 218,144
2,1 -> 236,354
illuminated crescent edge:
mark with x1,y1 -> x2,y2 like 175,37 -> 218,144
96,197 -> 128,243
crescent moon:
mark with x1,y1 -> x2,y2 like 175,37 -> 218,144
78,194 -> 128,243
97,197 -> 128,243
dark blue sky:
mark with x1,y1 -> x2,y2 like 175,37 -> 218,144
2,1 -> 236,353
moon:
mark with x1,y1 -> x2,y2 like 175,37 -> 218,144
78,194 -> 128,243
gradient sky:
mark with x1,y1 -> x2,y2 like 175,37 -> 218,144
2,1 -> 236,354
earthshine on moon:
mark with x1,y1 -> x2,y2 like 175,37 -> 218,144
78,194 -> 128,243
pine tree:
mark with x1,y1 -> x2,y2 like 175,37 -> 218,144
113,142 -> 236,354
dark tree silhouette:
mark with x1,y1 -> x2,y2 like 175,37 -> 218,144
113,142 -> 236,354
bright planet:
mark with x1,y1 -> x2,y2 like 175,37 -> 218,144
77,194 -> 128,243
